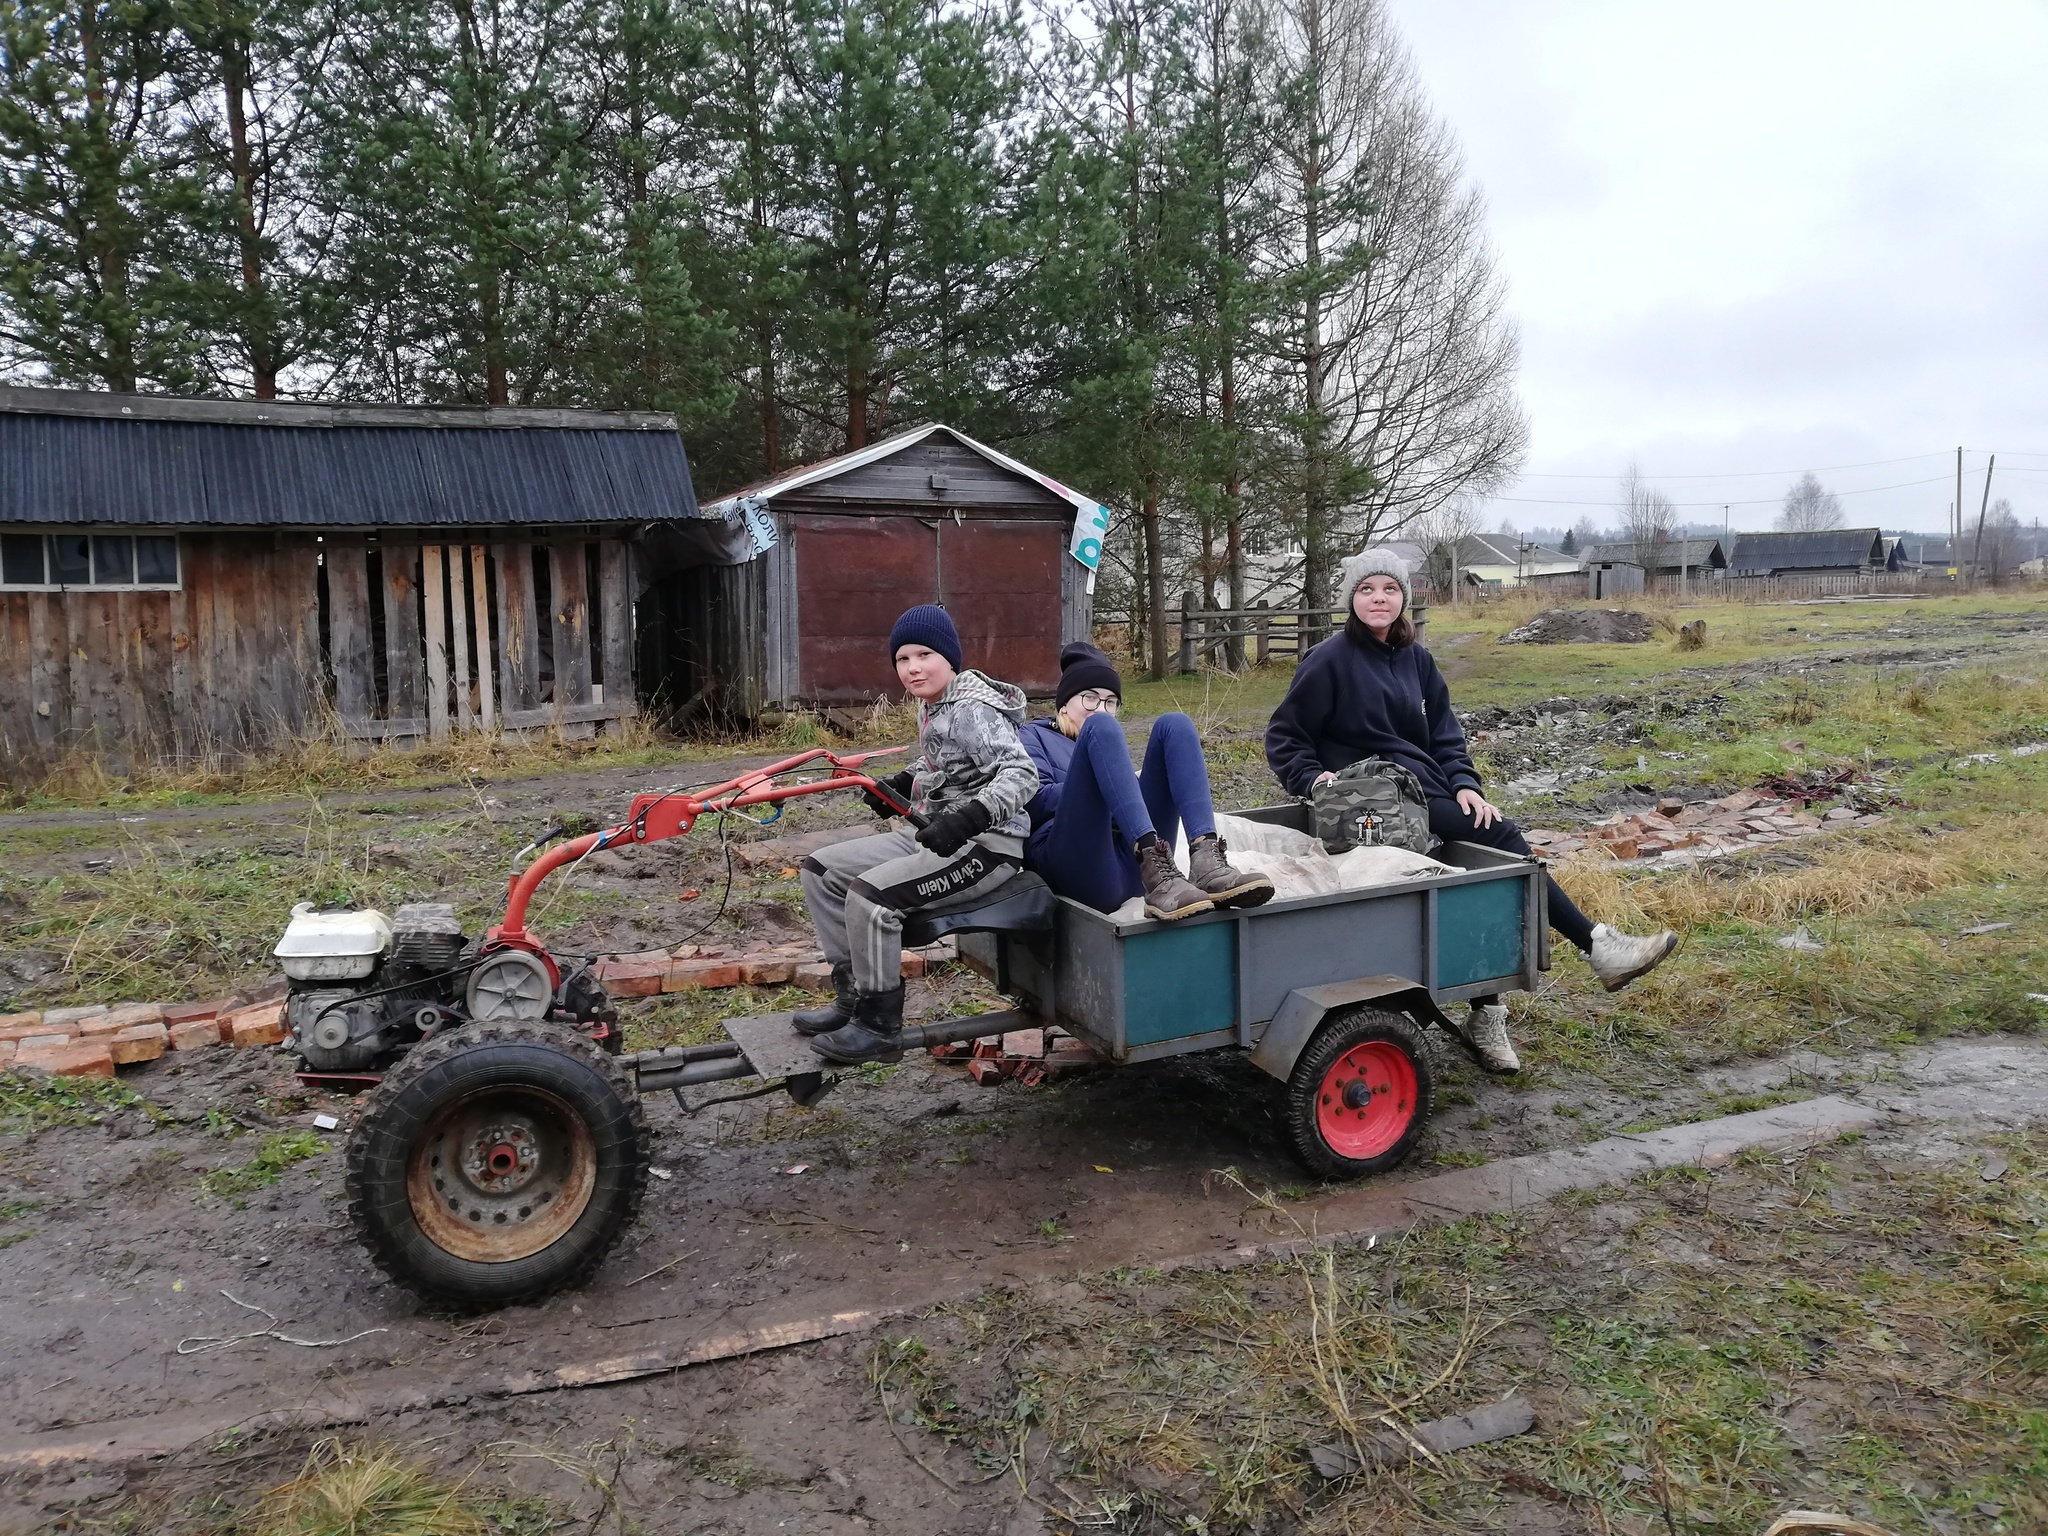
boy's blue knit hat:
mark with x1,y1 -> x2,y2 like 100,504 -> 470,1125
888,604 -> 963,673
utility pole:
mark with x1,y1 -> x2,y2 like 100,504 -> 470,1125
1955,447 -> 1964,579
1968,454 -> 1997,587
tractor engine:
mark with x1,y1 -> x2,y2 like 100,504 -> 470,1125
274,902 -> 470,1073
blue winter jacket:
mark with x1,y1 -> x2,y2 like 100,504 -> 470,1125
1018,715 -> 1077,865
1264,629 -> 1481,801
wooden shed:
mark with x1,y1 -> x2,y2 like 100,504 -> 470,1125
0,386 -> 701,776
642,425 -> 1099,719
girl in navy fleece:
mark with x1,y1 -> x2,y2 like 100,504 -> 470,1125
1021,646 -> 1272,920
1266,548 -> 1679,1069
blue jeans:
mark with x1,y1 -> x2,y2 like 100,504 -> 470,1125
1027,712 -> 1219,912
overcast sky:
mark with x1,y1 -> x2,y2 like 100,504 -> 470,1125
1384,0 -> 2048,537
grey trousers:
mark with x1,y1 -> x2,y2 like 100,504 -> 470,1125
800,826 -> 1021,992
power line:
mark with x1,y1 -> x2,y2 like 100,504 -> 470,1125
1512,450 -> 1958,481
1493,473 -> 1955,510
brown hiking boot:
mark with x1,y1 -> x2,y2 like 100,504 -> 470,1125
1187,834 -> 1273,909
1137,838 -> 1213,921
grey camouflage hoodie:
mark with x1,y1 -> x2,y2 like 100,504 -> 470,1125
908,670 -> 1039,839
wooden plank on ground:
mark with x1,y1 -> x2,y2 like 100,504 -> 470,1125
449,545 -> 473,731
470,545 -> 497,732
548,542 -> 592,716
382,539 -> 424,724
496,540 -> 540,714
422,543 -> 450,741
325,538 -> 375,724
597,539 -> 634,722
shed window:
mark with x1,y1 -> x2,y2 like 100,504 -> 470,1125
1,534 -> 42,585
0,532 -> 181,590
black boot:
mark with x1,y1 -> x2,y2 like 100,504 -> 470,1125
791,962 -> 855,1036
811,983 -> 906,1065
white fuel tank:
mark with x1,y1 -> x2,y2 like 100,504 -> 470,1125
274,902 -> 393,981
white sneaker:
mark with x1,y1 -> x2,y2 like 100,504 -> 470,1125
1460,1002 -> 1520,1073
1588,923 -> 1680,992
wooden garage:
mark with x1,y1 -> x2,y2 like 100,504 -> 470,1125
0,386 -> 703,777
642,425 -> 1099,718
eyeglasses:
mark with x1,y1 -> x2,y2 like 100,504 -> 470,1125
1072,689 -> 1119,714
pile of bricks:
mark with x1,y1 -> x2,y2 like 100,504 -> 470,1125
591,937 -> 958,999
931,1026 -> 1101,1088
0,994 -> 287,1078
1526,788 -> 1888,866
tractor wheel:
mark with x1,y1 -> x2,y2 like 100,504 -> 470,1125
1283,1006 -> 1433,1180
345,1021 -> 649,1308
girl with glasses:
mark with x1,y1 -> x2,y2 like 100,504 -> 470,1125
1018,644 -> 1273,921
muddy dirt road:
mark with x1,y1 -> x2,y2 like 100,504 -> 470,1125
3,1030 -> 2042,1481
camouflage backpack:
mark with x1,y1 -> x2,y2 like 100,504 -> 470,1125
1310,757 -> 1435,855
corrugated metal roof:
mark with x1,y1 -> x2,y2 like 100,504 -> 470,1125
1583,538 -> 1727,570
1728,528 -> 1884,573
0,387 -> 698,527
1456,534 -> 1577,568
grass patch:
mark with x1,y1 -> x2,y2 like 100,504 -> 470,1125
890,1132 -> 2048,1532
203,1130 -> 327,1200
0,1070 -> 144,1130
251,1439 -> 486,1536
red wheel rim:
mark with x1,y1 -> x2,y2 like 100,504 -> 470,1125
1315,1041 -> 1418,1161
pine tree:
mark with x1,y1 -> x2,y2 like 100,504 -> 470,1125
0,0 -> 192,390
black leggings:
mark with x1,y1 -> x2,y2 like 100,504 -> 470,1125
1427,796 -> 1596,954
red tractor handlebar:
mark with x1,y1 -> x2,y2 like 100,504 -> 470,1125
487,746 -> 914,950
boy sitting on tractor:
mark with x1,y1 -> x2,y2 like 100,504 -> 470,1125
795,605 -> 1040,1065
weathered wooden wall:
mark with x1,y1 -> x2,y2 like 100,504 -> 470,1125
321,533 -> 637,744
0,530 -> 638,780
1,531 -> 321,776
637,557 -> 767,727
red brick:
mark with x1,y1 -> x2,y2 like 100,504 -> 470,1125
167,1020 -> 222,1051
15,1040 -> 115,1078
42,1005 -> 108,1031
663,960 -> 742,992
161,1001 -> 227,1026
898,952 -> 927,980
972,1035 -> 1003,1058
738,957 -> 796,986
1002,1028 -> 1046,1060
610,948 -> 674,967
108,1023 -> 169,1064
17,1033 -> 69,1050
0,1041 -> 13,1065
1602,838 -> 1639,861
967,1058 -> 1003,1086
597,962 -> 665,999
0,1011 -> 42,1035
102,1002 -> 164,1030
794,962 -> 836,992
227,1001 -> 287,1048
1011,1062 -> 1047,1087
929,1041 -> 973,1062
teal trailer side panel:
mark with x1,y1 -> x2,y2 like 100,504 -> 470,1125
1434,879 -> 1526,988
1122,922 -> 1236,1045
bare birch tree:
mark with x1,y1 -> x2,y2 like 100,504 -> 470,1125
1261,0 -> 1524,607
1618,460 -> 1676,548
1776,471 -> 1844,532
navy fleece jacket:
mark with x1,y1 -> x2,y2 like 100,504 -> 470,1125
1264,630 -> 1482,800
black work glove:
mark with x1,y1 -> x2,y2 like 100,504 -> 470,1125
862,769 -> 915,819
915,799 -> 993,856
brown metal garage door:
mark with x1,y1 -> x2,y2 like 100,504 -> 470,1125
792,513 -> 1064,703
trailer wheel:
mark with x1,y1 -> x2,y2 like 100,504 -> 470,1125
346,1021 -> 649,1308
1284,1007 -> 1433,1180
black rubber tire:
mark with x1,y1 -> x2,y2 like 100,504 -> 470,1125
1283,1006 -> 1434,1181
346,1021 -> 649,1309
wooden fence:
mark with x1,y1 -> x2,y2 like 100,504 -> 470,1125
320,534 -> 636,742
1172,592 -> 1431,673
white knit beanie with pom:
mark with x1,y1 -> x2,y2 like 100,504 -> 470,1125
1335,547 -> 1411,615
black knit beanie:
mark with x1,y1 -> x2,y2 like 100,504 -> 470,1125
1054,642 -> 1123,709
888,604 -> 963,673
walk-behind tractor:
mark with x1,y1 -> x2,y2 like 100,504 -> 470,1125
280,750 -> 1547,1309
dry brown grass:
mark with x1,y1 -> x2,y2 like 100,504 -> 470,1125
1555,821 -> 2046,933
251,1440 -> 484,1536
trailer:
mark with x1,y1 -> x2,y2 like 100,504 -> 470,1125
311,752 -> 1547,1307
